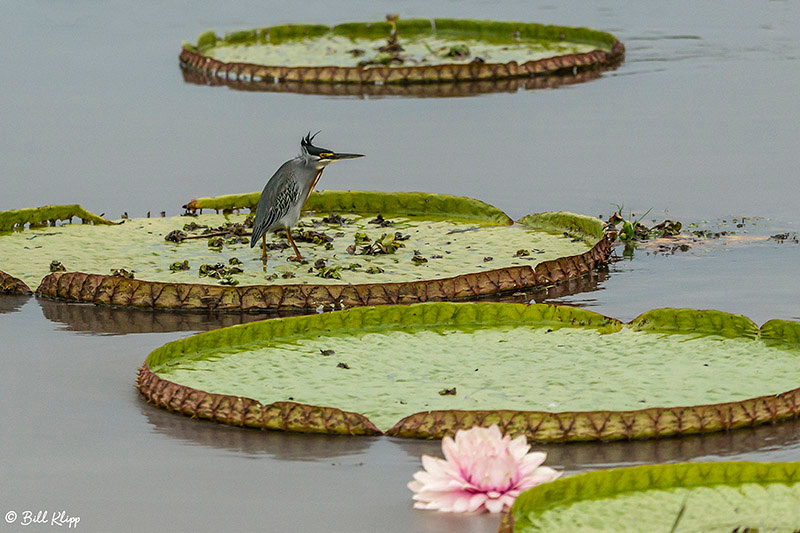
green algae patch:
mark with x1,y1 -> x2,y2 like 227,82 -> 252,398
505,462 -> 800,533
180,19 -> 624,91
138,303 -> 800,439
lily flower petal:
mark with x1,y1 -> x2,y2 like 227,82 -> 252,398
408,425 -> 561,513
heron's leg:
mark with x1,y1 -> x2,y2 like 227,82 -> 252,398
261,235 -> 268,264
285,229 -> 303,260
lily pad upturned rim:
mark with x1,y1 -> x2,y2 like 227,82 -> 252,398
0,203 -> 117,233
499,461 -> 800,533
179,18 -> 625,88
182,189 -> 514,226
137,302 -> 800,440
16,190 -> 612,310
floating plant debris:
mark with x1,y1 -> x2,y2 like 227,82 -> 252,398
169,260 -> 190,272
110,268 -> 134,278
198,263 -> 242,280
603,208 -> 787,257
368,214 -> 393,227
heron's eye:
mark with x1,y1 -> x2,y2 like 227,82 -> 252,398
320,152 -> 333,158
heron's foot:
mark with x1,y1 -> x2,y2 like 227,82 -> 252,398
287,255 -> 306,263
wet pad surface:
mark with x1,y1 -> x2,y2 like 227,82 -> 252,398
206,34 -> 602,68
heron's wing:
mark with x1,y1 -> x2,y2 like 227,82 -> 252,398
250,171 -> 301,247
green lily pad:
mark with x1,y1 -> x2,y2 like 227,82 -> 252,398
138,303 -> 800,439
1,191 -> 613,310
503,462 -> 800,533
180,18 -> 624,92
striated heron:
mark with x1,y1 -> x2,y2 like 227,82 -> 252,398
250,132 -> 364,261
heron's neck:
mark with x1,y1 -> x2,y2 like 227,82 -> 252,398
310,167 -> 324,190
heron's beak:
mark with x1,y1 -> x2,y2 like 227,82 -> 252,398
329,152 -> 365,160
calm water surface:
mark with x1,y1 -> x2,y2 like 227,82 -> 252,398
2,1 -> 799,532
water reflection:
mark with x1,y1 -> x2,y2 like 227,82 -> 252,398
390,418 -> 800,473
0,294 -> 31,314
483,267 -> 609,305
140,400 -> 374,460
539,419 -> 800,472
34,267 -> 611,333
38,298 -> 311,335
181,66 -> 609,99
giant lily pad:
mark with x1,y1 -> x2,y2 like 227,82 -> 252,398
500,462 -> 800,532
1,191 -> 612,310
180,19 -> 624,95
137,303 -> 800,440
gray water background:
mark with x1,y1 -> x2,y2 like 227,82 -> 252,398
2,1 -> 800,532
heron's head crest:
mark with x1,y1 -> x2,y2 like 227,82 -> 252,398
300,131 -> 327,156
299,131 -> 365,165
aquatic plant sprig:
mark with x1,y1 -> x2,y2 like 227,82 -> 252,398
609,204 -> 653,241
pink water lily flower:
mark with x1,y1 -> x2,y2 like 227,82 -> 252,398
408,424 -> 561,513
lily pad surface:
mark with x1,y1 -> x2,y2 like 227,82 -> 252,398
180,19 -> 624,92
1,191 -> 612,310
138,303 -> 800,440
502,462 -> 800,533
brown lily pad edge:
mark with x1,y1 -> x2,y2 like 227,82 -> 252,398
137,303 -> 800,441
2,190 -> 614,310
179,18 -> 625,91
181,64 -> 608,98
